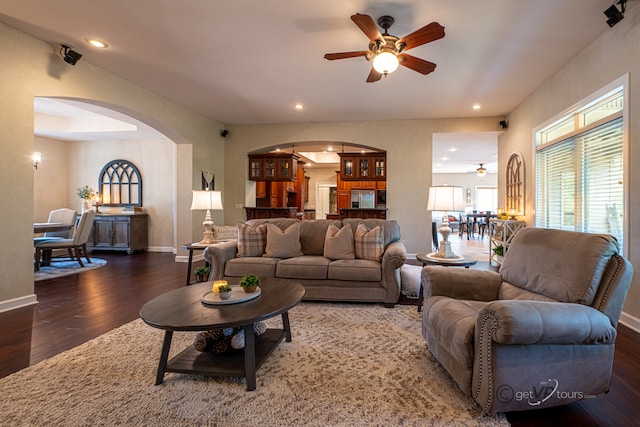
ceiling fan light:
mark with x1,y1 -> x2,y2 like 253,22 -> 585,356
476,163 -> 487,177
373,51 -> 399,75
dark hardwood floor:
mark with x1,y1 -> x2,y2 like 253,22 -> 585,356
1,251 -> 639,426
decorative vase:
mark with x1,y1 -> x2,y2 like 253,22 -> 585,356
81,199 -> 91,213
219,290 -> 232,300
243,285 -> 257,293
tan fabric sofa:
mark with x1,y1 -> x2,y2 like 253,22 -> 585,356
421,227 -> 633,413
204,218 -> 407,306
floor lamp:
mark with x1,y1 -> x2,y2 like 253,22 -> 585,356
190,190 -> 223,244
426,185 -> 465,260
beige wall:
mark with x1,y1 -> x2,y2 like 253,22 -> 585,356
499,5 -> 640,326
0,22 -> 224,311
34,136 -> 177,252
224,118 -> 502,255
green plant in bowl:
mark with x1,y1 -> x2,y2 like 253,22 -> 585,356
239,274 -> 260,293
218,283 -> 232,299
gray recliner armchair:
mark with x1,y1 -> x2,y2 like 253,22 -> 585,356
421,227 -> 633,413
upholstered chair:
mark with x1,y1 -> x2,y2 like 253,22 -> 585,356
34,210 -> 95,271
33,208 -> 77,244
421,227 -> 633,413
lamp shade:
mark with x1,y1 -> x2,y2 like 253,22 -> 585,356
190,190 -> 223,211
373,51 -> 399,75
426,186 -> 465,212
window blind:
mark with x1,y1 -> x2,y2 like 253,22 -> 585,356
536,118 -> 623,248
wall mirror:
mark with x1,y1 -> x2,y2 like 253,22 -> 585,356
99,159 -> 143,207
505,153 -> 524,214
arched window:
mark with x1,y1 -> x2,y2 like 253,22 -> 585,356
99,159 -> 143,207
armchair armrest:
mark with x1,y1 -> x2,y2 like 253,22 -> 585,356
479,300 -> 617,345
381,241 -> 407,304
421,266 -> 501,301
203,240 -> 238,280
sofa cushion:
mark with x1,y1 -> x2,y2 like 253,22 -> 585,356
343,219 -> 401,246
354,223 -> 384,261
299,220 -> 340,255
276,256 -> 329,280
225,256 -> 279,277
264,223 -> 303,259
328,259 -> 381,282
236,223 -> 267,257
324,224 -> 355,260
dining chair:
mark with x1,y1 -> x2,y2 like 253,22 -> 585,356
33,208 -> 77,244
34,210 -> 95,271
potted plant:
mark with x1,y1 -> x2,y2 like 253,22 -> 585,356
194,266 -> 211,282
493,245 -> 504,257
76,185 -> 96,213
218,282 -> 232,300
239,274 -> 260,293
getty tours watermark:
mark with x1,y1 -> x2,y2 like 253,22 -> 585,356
495,379 -> 596,406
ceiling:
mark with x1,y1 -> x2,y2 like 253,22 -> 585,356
4,0 -> 620,172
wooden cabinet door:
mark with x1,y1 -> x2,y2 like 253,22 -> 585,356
111,219 -> 131,249
337,190 -> 350,210
249,158 -> 262,180
93,219 -> 113,248
256,181 -> 267,198
373,156 -> 385,179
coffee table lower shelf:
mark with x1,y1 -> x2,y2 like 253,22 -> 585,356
159,329 -> 285,389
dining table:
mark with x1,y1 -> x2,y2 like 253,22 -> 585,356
465,213 -> 497,239
34,222 -> 74,233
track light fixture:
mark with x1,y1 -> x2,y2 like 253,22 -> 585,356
604,0 -> 626,27
60,44 -> 82,65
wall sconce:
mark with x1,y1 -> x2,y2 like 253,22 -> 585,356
33,152 -> 41,169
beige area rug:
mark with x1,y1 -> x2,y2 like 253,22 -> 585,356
34,257 -> 107,281
0,303 -> 508,426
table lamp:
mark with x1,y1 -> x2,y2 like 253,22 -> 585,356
426,185 -> 465,260
190,190 -> 223,244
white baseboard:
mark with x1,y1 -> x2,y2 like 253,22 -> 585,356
0,294 -> 38,313
619,311 -> 640,333
147,246 -> 175,253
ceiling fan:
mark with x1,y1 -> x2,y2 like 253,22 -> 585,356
324,13 -> 445,83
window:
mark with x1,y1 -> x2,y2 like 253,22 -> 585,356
475,187 -> 497,213
535,84 -> 625,250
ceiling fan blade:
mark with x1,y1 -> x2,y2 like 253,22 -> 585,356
398,54 -> 437,75
398,22 -> 445,51
366,68 -> 382,83
324,51 -> 369,60
351,13 -> 384,42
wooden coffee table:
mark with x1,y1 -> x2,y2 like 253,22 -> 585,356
140,278 -> 305,391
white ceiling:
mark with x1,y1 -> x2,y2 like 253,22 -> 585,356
5,0 -> 622,171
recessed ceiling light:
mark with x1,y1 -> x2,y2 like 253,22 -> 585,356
87,39 -> 108,48
472,104 -> 481,110
441,157 -> 449,161
327,146 -> 334,151
294,103 -> 304,110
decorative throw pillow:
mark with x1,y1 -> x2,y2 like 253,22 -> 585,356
263,223 -> 303,258
354,223 -> 385,261
236,222 -> 267,257
323,224 -> 355,260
